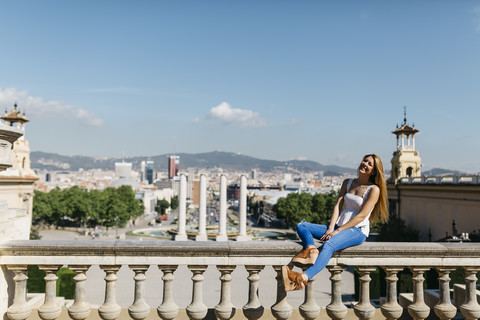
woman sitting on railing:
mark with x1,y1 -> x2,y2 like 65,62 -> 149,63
282,154 -> 389,291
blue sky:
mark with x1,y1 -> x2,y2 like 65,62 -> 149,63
1,1 -> 479,173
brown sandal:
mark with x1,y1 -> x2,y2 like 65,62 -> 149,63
282,265 -> 308,292
292,247 -> 319,266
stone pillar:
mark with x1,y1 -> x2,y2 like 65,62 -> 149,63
354,267 -> 376,320
157,265 -> 179,320
216,175 -> 228,241
236,175 -> 250,241
271,265 -> 292,320
215,265 -> 236,320
326,265 -> 348,320
98,265 -> 122,320
186,265 -> 208,320
128,265 -> 150,320
434,267 -> 457,320
459,267 -> 480,320
299,266 -> 320,320
408,267 -> 431,320
380,267 -> 404,320
6,265 -> 31,320
243,265 -> 264,320
38,265 -> 63,320
176,174 -> 188,241
0,120 -> 25,318
196,174 -> 208,241
67,265 -> 91,320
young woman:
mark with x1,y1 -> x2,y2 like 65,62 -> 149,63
282,154 -> 389,291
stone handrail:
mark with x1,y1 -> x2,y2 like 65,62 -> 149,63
1,240 -> 480,320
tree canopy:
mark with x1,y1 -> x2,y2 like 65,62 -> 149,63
272,191 -> 337,229
156,199 -> 170,215
376,215 -> 420,242
33,186 -> 145,228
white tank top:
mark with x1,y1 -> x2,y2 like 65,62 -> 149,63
335,178 -> 374,237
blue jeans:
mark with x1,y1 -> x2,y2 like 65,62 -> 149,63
296,222 -> 366,279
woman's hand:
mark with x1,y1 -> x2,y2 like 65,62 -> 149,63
320,228 -> 338,242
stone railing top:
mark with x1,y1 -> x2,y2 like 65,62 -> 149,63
1,240 -> 480,259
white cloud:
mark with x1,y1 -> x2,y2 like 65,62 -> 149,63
335,154 -> 349,161
208,102 -> 266,128
191,117 -> 200,123
290,118 -> 301,125
474,7 -> 480,31
0,88 -> 103,127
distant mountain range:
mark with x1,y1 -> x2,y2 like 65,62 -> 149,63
31,151 -> 356,176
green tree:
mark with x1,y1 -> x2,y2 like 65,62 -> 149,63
376,215 -> 420,242
272,191 -> 339,229
272,192 -> 313,228
87,189 -> 103,226
63,186 -> 92,226
311,191 -> 337,225
49,188 -> 68,227
156,199 -> 170,215
33,185 -> 145,228
170,196 -> 179,211
32,190 -> 52,225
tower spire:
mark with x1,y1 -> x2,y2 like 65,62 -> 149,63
389,107 -> 421,183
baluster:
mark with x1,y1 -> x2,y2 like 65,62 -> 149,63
186,265 -> 208,320
434,267 -> 457,320
38,265 -> 63,320
459,267 -> 480,320
326,265 -> 348,320
380,267 -> 404,320
299,265 -> 320,320
353,267 -> 376,320
407,267 -> 430,320
243,265 -> 264,320
271,265 -> 292,320
157,265 -> 179,320
98,265 -> 121,320
6,265 -> 31,320
215,265 -> 236,320
128,265 -> 150,320
67,265 -> 91,320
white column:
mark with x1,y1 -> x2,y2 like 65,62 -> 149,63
196,174 -> 208,241
236,175 -> 250,241
216,175 -> 228,241
175,174 -> 188,241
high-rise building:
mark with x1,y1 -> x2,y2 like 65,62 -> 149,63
115,162 -> 132,178
146,160 -> 154,184
168,155 -> 180,180
140,161 -> 146,182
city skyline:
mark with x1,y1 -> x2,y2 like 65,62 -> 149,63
1,1 -> 480,173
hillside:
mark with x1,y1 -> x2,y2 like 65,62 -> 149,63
31,151 -> 356,176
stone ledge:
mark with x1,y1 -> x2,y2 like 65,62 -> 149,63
1,240 -> 480,259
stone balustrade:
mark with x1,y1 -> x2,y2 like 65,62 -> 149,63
1,240 -> 479,320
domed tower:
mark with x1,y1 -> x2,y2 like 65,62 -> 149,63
0,103 -> 36,177
389,108 -> 422,183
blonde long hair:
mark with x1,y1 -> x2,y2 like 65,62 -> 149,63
363,154 -> 389,223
